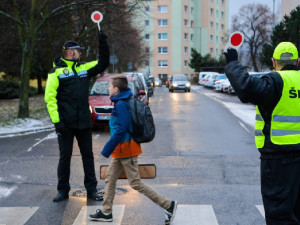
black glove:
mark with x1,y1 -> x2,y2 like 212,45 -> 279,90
55,122 -> 65,135
223,48 -> 238,64
98,31 -> 107,45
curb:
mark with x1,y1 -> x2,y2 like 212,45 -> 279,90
0,125 -> 55,138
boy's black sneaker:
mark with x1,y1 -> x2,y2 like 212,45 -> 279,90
164,201 -> 178,224
89,209 -> 113,222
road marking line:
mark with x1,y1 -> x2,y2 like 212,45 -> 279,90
172,205 -> 219,225
27,132 -> 56,152
0,207 -> 39,225
73,205 -> 125,225
256,205 -> 265,218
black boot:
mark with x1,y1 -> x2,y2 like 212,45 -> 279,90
87,191 -> 103,201
53,192 -> 69,202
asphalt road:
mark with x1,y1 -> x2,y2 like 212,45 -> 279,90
0,86 -> 264,225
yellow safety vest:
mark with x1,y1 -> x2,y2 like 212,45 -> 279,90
255,70 -> 300,148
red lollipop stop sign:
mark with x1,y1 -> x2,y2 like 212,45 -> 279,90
224,32 -> 244,53
91,11 -> 103,31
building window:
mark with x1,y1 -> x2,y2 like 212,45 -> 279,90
145,60 -> 149,66
210,35 -> 213,42
184,19 -> 188,27
216,23 -> 219,32
216,48 -> 219,56
145,34 -> 150,40
216,10 -> 219,17
221,24 -> 224,30
145,47 -> 150,54
221,37 -> 224,43
210,8 -> 214,16
210,22 -> 213,29
158,5 -> 168,13
158,74 -> 168,79
145,6 -> 150,14
210,48 -> 213,54
222,0 -> 225,5
191,7 -> 194,14
145,20 -> 150,27
191,34 -> 194,41
158,19 -> 168,27
184,60 -> 188,67
158,33 -> 168,40
184,5 -> 188,13
157,33 -> 168,40
184,33 -> 188,40
221,11 -> 225,19
216,36 -> 219,43
184,47 -> 188,54
158,47 -> 168,54
210,0 -> 213,2
158,60 -> 168,68
191,21 -> 194,28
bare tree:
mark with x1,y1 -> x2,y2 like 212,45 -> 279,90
0,0 -> 144,118
232,3 -> 273,71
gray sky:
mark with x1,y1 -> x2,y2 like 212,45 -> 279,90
228,0 -> 282,29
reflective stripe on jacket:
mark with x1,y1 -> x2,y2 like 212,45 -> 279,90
255,70 -> 300,148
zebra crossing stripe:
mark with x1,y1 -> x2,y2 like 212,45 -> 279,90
172,205 -> 219,225
0,207 -> 39,225
72,205 -> 125,225
256,205 -> 265,218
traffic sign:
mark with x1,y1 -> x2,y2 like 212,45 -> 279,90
110,55 -> 118,65
127,62 -> 133,71
224,32 -> 244,53
91,11 -> 103,31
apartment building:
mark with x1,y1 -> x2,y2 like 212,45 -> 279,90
133,0 -> 228,79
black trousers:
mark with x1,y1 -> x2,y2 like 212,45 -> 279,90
57,127 -> 97,193
261,158 -> 300,225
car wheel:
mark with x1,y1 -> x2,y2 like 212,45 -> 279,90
188,89 -> 191,92
169,89 -> 172,92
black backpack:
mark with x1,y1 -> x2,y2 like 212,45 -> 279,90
126,98 -> 155,143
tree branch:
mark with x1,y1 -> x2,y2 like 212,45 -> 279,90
0,10 -> 23,26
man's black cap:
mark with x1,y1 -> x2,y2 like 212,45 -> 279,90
63,40 -> 85,50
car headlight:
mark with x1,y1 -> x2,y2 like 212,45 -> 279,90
173,83 -> 178,87
186,83 -> 191,87
89,105 -> 92,113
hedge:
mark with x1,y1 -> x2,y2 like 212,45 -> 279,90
0,79 -> 38,99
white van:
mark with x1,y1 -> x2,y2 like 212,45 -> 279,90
199,72 -> 219,85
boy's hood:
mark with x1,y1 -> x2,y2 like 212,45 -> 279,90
110,88 -> 133,102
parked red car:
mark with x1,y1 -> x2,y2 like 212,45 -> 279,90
89,73 -> 148,128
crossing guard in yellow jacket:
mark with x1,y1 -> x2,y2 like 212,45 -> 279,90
44,31 -> 109,202
224,42 -> 300,224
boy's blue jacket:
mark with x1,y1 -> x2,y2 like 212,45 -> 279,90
101,88 -> 142,158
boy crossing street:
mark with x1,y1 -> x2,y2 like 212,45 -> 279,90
89,75 -> 177,224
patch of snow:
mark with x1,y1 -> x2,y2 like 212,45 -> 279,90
0,186 -> 17,199
0,118 -> 53,138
